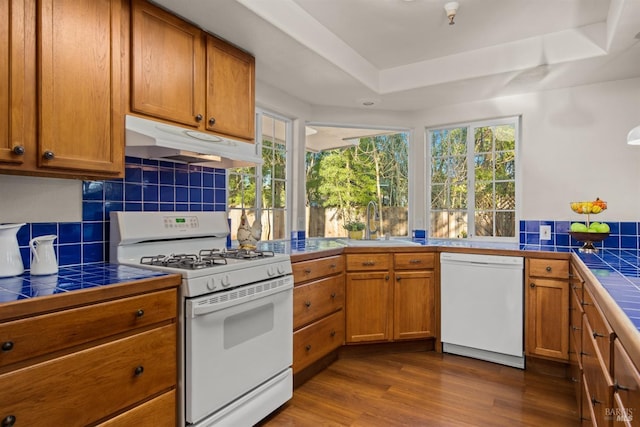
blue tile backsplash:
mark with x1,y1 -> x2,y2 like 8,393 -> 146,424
17,157 -> 227,269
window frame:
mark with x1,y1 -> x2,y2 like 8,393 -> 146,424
426,116 -> 521,242
227,108 -> 292,242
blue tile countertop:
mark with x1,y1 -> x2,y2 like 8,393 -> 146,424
574,249 -> 640,331
0,263 -> 168,302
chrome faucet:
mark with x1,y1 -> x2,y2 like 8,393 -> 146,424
365,201 -> 379,240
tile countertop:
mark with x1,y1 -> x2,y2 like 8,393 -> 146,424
0,263 -> 168,302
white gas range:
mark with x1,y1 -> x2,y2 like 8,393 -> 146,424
110,211 -> 293,427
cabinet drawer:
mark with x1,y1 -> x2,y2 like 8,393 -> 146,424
97,390 -> 176,427
0,324 -> 176,427
582,320 -> 613,425
528,258 -> 569,279
570,289 -> 583,353
346,254 -> 391,271
294,274 -> 345,330
394,253 -> 435,270
0,289 -> 177,368
293,310 -> 344,374
613,339 -> 640,424
292,256 -> 344,284
583,287 -> 614,372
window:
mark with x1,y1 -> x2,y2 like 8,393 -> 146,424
428,117 -> 519,240
228,111 -> 290,241
305,127 -> 409,238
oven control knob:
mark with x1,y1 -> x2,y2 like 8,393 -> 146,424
277,265 -> 285,275
207,278 -> 216,291
267,266 -> 276,277
221,275 -> 231,287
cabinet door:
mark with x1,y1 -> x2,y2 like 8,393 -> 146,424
38,0 -> 124,176
526,278 -> 569,360
205,35 -> 255,141
393,270 -> 435,340
345,272 -> 391,343
131,0 -> 204,127
0,0 -> 35,168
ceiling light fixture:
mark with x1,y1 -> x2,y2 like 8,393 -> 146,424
627,125 -> 640,145
444,2 -> 459,25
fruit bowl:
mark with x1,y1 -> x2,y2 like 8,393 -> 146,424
569,231 -> 610,253
570,199 -> 607,214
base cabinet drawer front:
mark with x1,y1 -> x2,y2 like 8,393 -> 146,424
613,339 -> 640,425
96,390 -> 176,427
292,256 -> 344,284
583,287 -> 615,373
393,253 -> 435,270
571,290 -> 584,357
582,320 -> 614,425
613,393 -> 634,427
529,258 -> 569,279
0,289 -> 177,368
293,274 -> 344,330
346,254 -> 391,272
293,310 -> 344,374
0,325 -> 176,427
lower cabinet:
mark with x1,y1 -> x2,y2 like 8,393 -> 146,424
0,283 -> 179,426
525,258 -> 570,361
291,255 -> 345,374
345,252 -> 436,344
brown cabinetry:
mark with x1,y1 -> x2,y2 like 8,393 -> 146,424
292,255 -> 345,374
1,0 -> 125,178
131,0 -> 255,141
0,282 -> 179,426
345,251 -> 436,344
525,258 -> 570,361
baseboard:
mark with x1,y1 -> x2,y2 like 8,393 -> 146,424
525,356 -> 570,378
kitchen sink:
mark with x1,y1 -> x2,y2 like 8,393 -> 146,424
336,238 -> 421,247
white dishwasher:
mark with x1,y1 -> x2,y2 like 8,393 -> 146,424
440,252 -> 525,369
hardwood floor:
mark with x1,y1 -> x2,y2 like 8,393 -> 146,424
259,351 -> 579,426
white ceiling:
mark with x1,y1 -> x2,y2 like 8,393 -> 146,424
151,0 -> 640,150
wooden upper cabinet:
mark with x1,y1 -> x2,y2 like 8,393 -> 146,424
130,0 -> 256,142
0,0 -> 35,168
205,35 -> 255,141
37,0 -> 124,176
131,0 -> 205,128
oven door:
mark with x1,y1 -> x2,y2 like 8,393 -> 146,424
184,275 -> 293,425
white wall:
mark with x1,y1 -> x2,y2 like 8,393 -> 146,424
411,77 -> 640,222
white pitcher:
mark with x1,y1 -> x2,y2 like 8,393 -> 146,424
29,234 -> 58,276
0,223 -> 25,278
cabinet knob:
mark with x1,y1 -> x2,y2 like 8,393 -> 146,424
546,266 -> 552,272
385,275 -> 389,281
1,341 -> 13,352
529,283 -> 536,288
304,300 -> 311,308
330,263 -> 336,269
1,415 -> 16,427
12,146 -> 24,156
136,309 -> 145,318
591,397 -> 602,406
592,331 -> 605,339
363,261 -> 375,266
305,344 -> 311,351
396,276 -> 401,282
409,259 -> 422,264
330,330 -> 336,337
208,117 -> 216,126
43,151 -> 55,160
304,268 -> 312,274
330,292 -> 336,299
195,114 -> 203,122
134,365 -> 144,377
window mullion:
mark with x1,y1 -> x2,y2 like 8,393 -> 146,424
467,126 -> 475,238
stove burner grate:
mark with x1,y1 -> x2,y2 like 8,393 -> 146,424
221,249 -> 275,259
140,252 -> 228,270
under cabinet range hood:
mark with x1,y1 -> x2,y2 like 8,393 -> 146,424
125,115 -> 263,168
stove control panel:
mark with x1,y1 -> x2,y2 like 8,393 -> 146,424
163,216 -> 199,229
